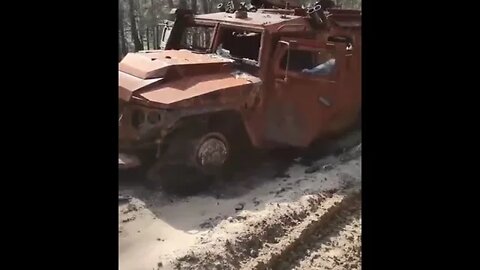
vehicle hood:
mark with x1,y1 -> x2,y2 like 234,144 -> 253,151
119,49 -> 234,80
119,50 -> 261,105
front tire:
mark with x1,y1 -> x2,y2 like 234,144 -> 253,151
146,123 -> 234,194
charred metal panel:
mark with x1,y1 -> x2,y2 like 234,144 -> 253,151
118,5 -> 361,155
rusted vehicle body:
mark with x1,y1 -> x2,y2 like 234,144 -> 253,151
119,0 -> 361,187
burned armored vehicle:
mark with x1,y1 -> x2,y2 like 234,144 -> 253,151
119,0 -> 361,189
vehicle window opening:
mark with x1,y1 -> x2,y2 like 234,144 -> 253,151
215,28 -> 262,65
280,49 -> 336,76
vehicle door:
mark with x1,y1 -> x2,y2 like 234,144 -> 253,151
263,38 -> 346,147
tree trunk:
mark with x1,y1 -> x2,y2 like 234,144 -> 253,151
191,0 -> 198,13
201,0 -> 210,48
149,0 -> 156,27
179,0 -> 187,9
200,0 -> 209,13
128,0 -> 143,51
167,0 -> 174,9
119,0 -> 128,59
191,0 -> 198,47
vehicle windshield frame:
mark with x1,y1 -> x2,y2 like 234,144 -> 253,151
210,23 -> 265,68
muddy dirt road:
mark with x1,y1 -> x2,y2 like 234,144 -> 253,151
119,131 -> 361,270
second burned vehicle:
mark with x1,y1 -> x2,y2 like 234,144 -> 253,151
119,0 -> 361,189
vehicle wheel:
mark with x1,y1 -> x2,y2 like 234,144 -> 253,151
192,132 -> 231,175
207,118 -> 256,181
145,125 -> 233,194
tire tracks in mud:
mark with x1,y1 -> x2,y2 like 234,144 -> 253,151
295,209 -> 361,270
121,129 -> 362,270
173,187 -> 360,270
243,189 -> 361,270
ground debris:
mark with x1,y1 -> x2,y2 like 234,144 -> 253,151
120,132 -> 362,270
235,202 -> 245,211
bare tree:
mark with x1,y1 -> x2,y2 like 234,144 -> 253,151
200,0 -> 209,13
119,0 -> 129,59
190,0 -> 198,47
128,0 -> 144,51
191,0 -> 198,13
179,0 -> 188,9
201,0 -> 210,48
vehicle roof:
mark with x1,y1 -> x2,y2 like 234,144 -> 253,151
194,11 -> 305,28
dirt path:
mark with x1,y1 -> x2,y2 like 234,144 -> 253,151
119,131 -> 361,270
267,194 -> 361,270
296,207 -> 361,270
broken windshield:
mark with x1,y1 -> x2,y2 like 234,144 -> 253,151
180,25 -> 214,52
214,28 -> 262,66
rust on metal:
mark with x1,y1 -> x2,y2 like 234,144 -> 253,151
119,1 -> 361,171
195,11 -> 305,28
119,50 -> 234,79
139,72 -> 259,105
119,71 -> 162,102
